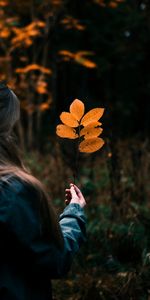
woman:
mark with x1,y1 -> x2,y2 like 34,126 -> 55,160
0,81 -> 86,300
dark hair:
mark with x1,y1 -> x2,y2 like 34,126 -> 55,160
0,81 -> 64,249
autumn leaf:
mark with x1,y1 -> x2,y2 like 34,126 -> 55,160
79,137 -> 105,153
56,124 -> 78,139
81,121 -> 102,129
15,64 -> 52,75
70,99 -> 85,121
60,112 -> 79,127
38,102 -> 50,111
0,0 -> 8,7
0,28 -> 10,38
58,50 -> 74,58
36,80 -> 48,94
60,15 -> 86,31
58,50 -> 97,69
56,98 -> 105,181
11,21 -> 46,50
74,52 -> 97,69
57,99 -> 105,146
80,127 -> 103,139
81,108 -> 104,126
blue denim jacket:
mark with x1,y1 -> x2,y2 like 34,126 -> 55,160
0,177 -> 86,300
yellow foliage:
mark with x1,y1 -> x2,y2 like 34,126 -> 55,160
58,50 -> 97,69
0,28 -> 10,38
11,21 -> 46,49
0,0 -> 8,7
60,15 -> 86,31
75,51 -> 97,68
81,121 -> 102,129
60,112 -> 79,127
81,108 -> 104,126
80,127 -> 103,139
58,50 -> 74,58
75,57 -> 97,68
56,99 -> 105,154
38,102 -> 51,111
36,80 -> 48,94
70,99 -> 85,121
56,124 -> 78,139
15,64 -> 52,75
79,137 -> 105,153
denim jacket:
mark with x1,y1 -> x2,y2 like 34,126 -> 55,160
0,177 -> 86,300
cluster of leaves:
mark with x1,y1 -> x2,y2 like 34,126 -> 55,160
0,2 -> 52,114
58,50 -> 97,69
60,15 -> 86,31
56,99 -> 105,153
0,0 -> 149,151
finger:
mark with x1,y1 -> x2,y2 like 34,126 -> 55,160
73,184 -> 82,196
65,191 -> 71,196
65,199 -> 69,203
65,189 -> 71,194
70,185 -> 78,198
70,183 -> 74,187
65,194 -> 71,200
65,190 -> 70,194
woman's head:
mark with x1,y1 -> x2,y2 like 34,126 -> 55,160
0,81 -> 64,249
0,81 -> 20,138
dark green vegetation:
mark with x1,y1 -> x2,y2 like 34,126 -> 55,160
25,138 -> 150,299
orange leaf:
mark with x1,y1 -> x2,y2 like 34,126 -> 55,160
80,127 -> 103,139
56,124 -> 78,139
79,138 -> 105,153
35,21 -> 46,28
70,99 -> 85,121
58,50 -> 74,58
0,28 -> 10,38
60,112 -> 79,127
0,0 -> 8,7
81,108 -> 104,126
75,51 -> 97,69
75,57 -> 97,68
36,80 -> 48,94
81,121 -> 102,129
39,103 -> 50,111
16,64 -> 52,75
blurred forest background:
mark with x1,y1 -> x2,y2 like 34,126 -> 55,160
0,0 -> 150,299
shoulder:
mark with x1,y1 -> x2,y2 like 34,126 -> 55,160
0,175 -> 39,208
0,175 -> 41,226
0,175 -> 32,195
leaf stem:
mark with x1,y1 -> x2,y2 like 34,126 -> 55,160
74,123 -> 81,184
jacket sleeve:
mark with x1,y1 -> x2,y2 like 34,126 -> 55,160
0,178 -> 86,278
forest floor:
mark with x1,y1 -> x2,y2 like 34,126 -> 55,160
24,138 -> 150,300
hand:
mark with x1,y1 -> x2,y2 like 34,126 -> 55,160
65,183 -> 86,208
